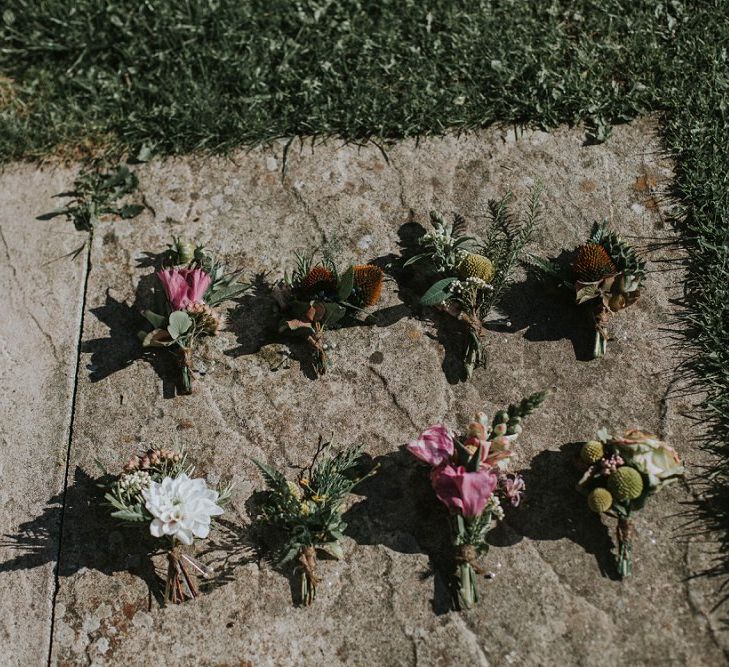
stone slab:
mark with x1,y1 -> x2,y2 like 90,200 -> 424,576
44,119 -> 727,665
0,164 -> 87,666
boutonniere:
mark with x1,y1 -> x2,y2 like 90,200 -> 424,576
100,447 -> 231,603
529,221 -> 646,358
576,429 -> 683,577
407,391 -> 546,608
404,187 -> 542,378
139,238 -> 249,392
273,251 -> 384,375
254,437 -> 373,605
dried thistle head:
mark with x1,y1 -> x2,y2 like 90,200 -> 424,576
353,264 -> 384,306
299,266 -> 336,296
573,243 -> 616,282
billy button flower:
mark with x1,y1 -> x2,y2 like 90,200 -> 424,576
457,253 -> 495,283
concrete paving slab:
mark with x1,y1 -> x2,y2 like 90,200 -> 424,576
0,165 -> 87,665
40,119 -> 728,665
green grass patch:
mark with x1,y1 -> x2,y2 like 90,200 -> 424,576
1,1 -> 728,570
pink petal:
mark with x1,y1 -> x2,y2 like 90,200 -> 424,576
406,424 -> 454,467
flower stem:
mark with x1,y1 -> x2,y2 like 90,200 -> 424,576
456,560 -> 478,609
165,548 -> 200,604
178,347 -> 193,394
593,330 -> 607,358
309,323 -> 327,376
454,543 -> 483,610
297,546 -> 320,606
616,516 -> 633,578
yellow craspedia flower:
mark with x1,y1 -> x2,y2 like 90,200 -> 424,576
457,253 -> 494,283
607,466 -> 644,502
580,440 -> 604,465
587,487 -> 613,513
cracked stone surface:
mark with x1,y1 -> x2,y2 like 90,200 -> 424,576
0,164 -> 87,665
1,119 -> 727,665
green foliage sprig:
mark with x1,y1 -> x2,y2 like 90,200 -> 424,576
254,437 -> 373,606
38,163 -> 145,257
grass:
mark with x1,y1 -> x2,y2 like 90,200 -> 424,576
1,1 -> 728,571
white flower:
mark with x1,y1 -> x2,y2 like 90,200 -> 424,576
142,473 -> 224,545
484,494 -> 505,521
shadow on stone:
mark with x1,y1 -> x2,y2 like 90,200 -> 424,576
491,258 -> 595,361
81,288 -> 185,398
344,449 -> 477,613
224,273 -> 320,380
510,443 -> 620,580
0,467 -> 249,606
82,247 -> 196,397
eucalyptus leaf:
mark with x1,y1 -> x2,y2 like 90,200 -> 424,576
167,310 -> 192,339
323,302 -> 347,326
318,542 -> 344,560
143,309 -> 167,328
337,265 -> 355,301
420,277 -> 457,306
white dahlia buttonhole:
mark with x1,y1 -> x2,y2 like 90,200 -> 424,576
142,473 -> 224,545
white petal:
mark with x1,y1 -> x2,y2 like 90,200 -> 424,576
149,519 -> 164,538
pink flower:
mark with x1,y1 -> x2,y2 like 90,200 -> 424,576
157,268 -> 211,310
431,465 -> 498,517
407,425 -> 454,467
499,473 -> 525,507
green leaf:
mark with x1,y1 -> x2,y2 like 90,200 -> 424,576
119,203 -> 145,219
576,285 -> 599,303
205,282 -> 250,307
110,508 -> 147,522
323,302 -> 347,326
167,310 -> 192,339
318,541 -> 344,560
337,266 -> 355,301
402,252 -> 431,267
420,277 -> 457,306
36,208 -> 70,221
142,328 -> 173,347
136,144 -> 153,163
142,309 -> 167,328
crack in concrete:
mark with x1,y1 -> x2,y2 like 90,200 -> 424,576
46,233 -> 92,667
28,310 -> 62,364
281,174 -> 326,241
0,224 -> 18,282
367,365 -> 419,431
